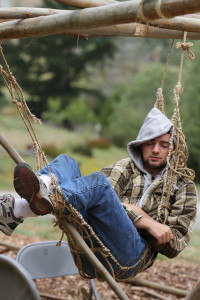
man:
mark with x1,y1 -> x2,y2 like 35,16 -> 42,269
0,107 -> 197,279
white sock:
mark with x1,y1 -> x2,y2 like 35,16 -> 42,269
39,175 -> 51,192
14,197 -> 37,218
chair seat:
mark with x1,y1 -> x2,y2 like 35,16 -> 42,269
0,255 -> 40,300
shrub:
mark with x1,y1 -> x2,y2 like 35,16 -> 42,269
72,143 -> 93,157
88,137 -> 111,149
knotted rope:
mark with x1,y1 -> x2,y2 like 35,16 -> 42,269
157,32 -> 195,223
154,39 -> 174,114
176,40 -> 195,61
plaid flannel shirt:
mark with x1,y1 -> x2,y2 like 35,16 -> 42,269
101,158 -> 197,259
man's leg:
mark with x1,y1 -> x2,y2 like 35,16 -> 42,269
13,154 -> 81,215
57,172 -> 149,271
14,154 -> 150,277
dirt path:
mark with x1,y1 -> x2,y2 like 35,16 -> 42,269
0,233 -> 199,300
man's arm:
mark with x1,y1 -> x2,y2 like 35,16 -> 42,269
125,180 -> 197,258
123,203 -> 174,245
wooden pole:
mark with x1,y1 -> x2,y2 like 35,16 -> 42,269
54,0 -> 117,7
149,16 -> 200,33
0,7 -> 65,19
0,133 -> 130,300
0,133 -> 25,164
64,23 -> 200,40
61,218 -> 129,300
0,1 -> 200,40
53,0 -> 200,18
131,278 -> 188,297
184,280 -> 200,300
1,9 -> 200,38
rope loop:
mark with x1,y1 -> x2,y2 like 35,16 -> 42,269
176,40 -> 195,61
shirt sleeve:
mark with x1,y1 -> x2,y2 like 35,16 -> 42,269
123,205 -> 143,223
101,160 -> 130,198
149,180 -> 198,258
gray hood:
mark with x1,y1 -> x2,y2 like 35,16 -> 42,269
127,107 -> 173,173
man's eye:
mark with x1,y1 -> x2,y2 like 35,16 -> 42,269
161,144 -> 169,148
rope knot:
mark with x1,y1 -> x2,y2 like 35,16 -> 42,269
11,98 -> 22,108
176,41 -> 195,60
175,82 -> 183,94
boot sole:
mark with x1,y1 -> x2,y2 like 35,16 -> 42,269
14,163 -> 53,215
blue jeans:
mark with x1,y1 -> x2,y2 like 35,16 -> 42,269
39,154 -> 152,278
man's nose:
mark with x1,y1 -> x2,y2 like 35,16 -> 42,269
152,143 -> 160,153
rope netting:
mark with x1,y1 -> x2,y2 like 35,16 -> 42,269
0,31 -> 195,281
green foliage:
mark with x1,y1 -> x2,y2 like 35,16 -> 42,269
43,97 -> 96,126
105,63 -> 178,147
65,97 -> 96,126
1,0 -> 115,126
72,143 -> 93,157
179,42 -> 200,180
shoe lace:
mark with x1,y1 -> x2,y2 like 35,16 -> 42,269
0,194 -> 12,203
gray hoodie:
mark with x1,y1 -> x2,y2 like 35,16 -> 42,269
127,107 -> 173,207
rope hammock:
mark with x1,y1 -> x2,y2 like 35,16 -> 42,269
0,31 -> 195,283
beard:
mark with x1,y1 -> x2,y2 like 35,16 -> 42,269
143,159 -> 166,172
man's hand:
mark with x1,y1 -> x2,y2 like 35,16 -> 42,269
135,216 -> 174,245
123,203 -> 174,245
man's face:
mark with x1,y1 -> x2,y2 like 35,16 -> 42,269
141,133 -> 170,176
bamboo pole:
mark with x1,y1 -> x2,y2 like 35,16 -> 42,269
0,1 -> 200,40
54,0 -> 200,18
0,133 -> 130,300
0,9 -> 200,40
64,23 -> 200,40
1,8 -> 200,37
1,7 -> 200,22
54,0 -> 117,7
150,16 -> 200,33
0,7 -> 66,19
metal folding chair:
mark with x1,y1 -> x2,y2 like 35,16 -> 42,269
0,254 -> 40,300
16,240 -> 99,300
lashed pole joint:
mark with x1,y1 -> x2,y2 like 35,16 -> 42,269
0,0 -> 200,40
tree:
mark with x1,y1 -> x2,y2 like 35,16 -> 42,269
1,0 -> 115,126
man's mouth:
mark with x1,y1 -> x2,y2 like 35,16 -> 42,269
150,156 -> 160,161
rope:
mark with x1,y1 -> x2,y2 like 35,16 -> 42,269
157,32 -> 195,223
154,39 -> 174,114
155,0 -> 166,19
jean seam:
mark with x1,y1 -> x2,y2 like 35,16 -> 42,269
64,183 -> 112,198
